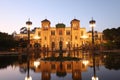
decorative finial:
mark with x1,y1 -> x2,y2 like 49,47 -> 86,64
92,17 -> 93,20
28,18 -> 30,21
45,16 -> 47,19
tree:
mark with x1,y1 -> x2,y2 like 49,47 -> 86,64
20,27 -> 27,34
103,27 -> 120,49
0,32 -> 17,50
18,38 -> 28,48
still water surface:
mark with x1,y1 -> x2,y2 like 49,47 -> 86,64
0,51 -> 120,80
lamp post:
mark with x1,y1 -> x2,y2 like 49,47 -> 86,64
89,18 -> 99,80
25,19 -> 32,80
89,18 -> 96,46
26,19 -> 32,48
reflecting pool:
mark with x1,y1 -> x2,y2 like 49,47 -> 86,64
0,51 -> 120,80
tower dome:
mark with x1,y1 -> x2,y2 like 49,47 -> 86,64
41,19 -> 51,29
41,19 -> 50,23
71,19 -> 80,24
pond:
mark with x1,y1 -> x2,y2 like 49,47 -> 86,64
0,51 -> 120,80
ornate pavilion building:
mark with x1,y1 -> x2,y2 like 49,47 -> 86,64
15,19 -> 103,51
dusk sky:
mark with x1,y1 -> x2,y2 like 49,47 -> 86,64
0,0 -> 120,34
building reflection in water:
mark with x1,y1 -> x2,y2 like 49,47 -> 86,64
1,51 -> 120,80
82,51 -> 89,66
29,51 -> 89,80
33,60 -> 84,80
18,50 -> 102,80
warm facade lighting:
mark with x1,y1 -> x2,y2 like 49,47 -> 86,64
81,35 -> 88,39
34,35 -> 40,40
66,41 -> 68,44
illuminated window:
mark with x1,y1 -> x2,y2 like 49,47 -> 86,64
59,30 -> 62,35
89,35 -> 91,37
66,30 -> 70,35
45,36 -> 47,40
43,26 -> 48,30
67,64 -> 72,70
38,31 -> 41,36
51,30 -> 55,35
51,64 -> 56,70
81,31 -> 83,36
73,24 -> 78,30
51,42 -> 55,47
95,34 -> 98,38
75,36 -> 77,40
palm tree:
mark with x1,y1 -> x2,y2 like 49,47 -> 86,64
20,27 -> 27,34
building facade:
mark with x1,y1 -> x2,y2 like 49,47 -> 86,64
15,19 -> 103,51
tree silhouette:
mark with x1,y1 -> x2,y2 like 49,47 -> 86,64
103,27 -> 120,49
0,32 -> 17,50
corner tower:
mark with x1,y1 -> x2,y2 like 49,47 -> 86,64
41,19 -> 51,48
71,19 -> 80,29
41,19 -> 51,30
71,19 -> 81,49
